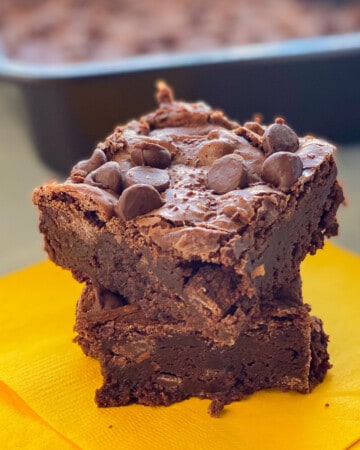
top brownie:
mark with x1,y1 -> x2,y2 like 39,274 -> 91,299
33,83 -> 344,343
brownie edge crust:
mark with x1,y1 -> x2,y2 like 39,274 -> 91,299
74,285 -> 331,417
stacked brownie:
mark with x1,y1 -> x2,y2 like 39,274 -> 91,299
33,83 -> 344,416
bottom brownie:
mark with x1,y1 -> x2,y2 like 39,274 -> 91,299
74,285 -> 331,417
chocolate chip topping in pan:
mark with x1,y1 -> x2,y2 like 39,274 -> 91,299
125,166 -> 170,192
207,154 -> 248,194
72,149 -> 107,174
262,119 -> 299,156
115,184 -> 163,221
261,151 -> 303,191
84,162 -> 124,195
130,141 -> 172,169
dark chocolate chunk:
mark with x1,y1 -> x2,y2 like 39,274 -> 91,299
262,122 -> 299,156
261,151 -> 303,191
115,184 -> 163,221
84,162 -> 123,194
131,142 -> 172,169
72,149 -> 107,174
207,154 -> 248,194
125,166 -> 170,192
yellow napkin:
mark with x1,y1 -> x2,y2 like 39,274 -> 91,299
0,243 -> 359,450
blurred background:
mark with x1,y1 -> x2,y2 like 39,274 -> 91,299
0,0 -> 359,276
1,0 -> 360,64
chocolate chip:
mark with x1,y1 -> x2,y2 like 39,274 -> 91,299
131,142 -> 171,169
72,149 -> 107,174
197,139 -> 235,166
114,158 -> 132,175
262,123 -> 299,156
207,154 -> 248,194
125,166 -> 170,192
84,162 -> 123,194
115,184 -> 163,221
261,151 -> 303,191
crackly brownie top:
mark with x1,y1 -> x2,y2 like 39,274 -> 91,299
58,82 -> 335,260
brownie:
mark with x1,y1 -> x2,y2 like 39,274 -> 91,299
74,284 -> 331,417
33,83 -> 342,413
33,83 -> 344,343
2,0 -> 360,64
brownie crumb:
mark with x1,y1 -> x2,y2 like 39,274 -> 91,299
208,398 -> 226,418
156,80 -> 174,104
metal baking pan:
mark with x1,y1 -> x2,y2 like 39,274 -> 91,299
1,32 -> 360,174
